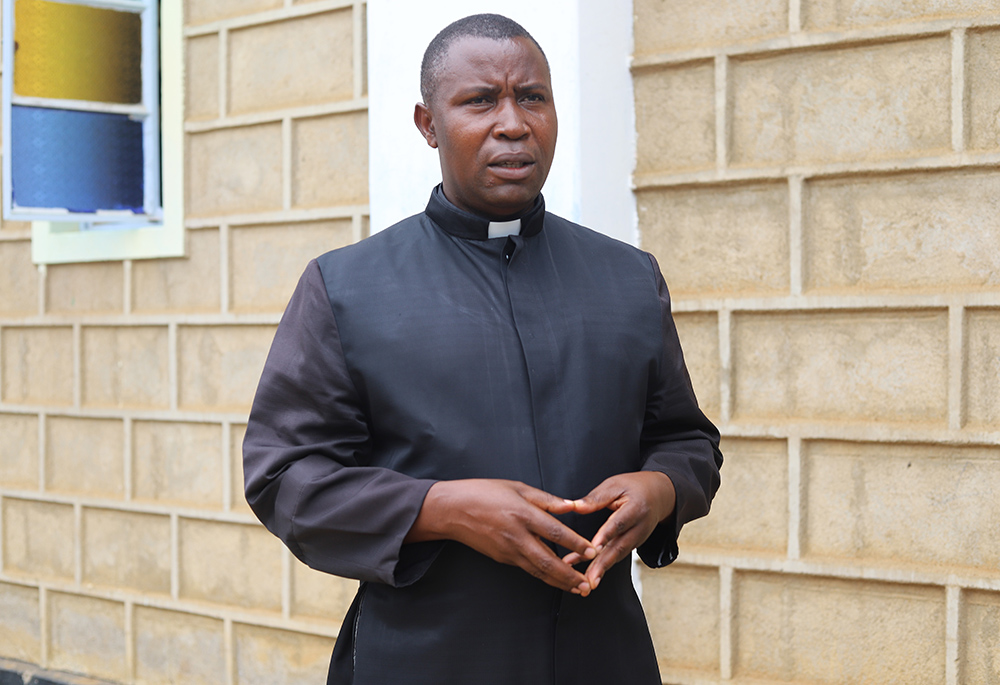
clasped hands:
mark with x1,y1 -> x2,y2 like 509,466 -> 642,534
404,471 -> 676,597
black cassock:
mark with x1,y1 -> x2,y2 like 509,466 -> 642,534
243,187 -> 722,685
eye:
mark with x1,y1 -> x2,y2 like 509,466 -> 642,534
521,93 -> 545,103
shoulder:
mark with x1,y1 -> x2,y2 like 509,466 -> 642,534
542,212 -> 655,277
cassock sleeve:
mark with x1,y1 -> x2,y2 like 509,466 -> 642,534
243,259 -> 440,587
636,253 -> 724,568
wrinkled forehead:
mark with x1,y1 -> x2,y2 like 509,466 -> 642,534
437,36 -> 551,90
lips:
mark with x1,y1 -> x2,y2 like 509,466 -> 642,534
487,154 -> 535,180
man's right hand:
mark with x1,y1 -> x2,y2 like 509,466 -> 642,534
404,479 -> 597,596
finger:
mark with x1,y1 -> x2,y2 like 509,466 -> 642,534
589,504 -> 638,551
518,536 -> 592,595
584,529 -> 643,589
524,512 -> 598,561
516,484 -> 577,515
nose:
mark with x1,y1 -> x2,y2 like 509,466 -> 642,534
493,97 -> 529,140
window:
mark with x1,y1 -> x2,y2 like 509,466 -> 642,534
2,0 -> 183,263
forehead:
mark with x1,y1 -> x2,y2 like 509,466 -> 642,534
436,36 -> 551,91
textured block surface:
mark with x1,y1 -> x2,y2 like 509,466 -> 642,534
735,574 -> 946,683
292,112 -> 369,208
185,34 -> 219,121
1,327 -> 74,405
966,309 -> 1000,428
82,327 -> 169,408
184,0 -> 281,26
639,183 -> 789,296
968,29 -> 1000,152
187,124 -> 283,216
0,413 -> 39,490
0,583 -> 41,663
46,417 -> 123,497
131,228 -> 221,313
178,520 -> 282,610
2,499 -> 75,580
134,607 -> 226,685
681,438 -> 787,552
634,0 -> 787,54
47,593 -> 126,683
229,10 -> 354,114
731,38 -> 951,166
132,421 -> 222,508
229,220 -> 353,312
804,171 -> 1000,293
731,310 -> 949,423
963,590 -> 1000,685
233,624 -> 335,685
81,508 -> 171,593
633,63 -> 716,174
671,312 -> 721,419
0,241 -> 38,315
177,325 -> 274,412
642,565 -> 720,674
291,561 -> 358,623
45,262 -> 123,315
802,0 -> 999,30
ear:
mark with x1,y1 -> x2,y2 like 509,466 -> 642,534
414,102 -> 438,149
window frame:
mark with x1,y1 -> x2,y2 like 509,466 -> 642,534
1,0 -> 184,263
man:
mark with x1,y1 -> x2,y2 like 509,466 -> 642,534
244,13 -> 722,684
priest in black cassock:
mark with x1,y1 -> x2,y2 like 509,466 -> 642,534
243,13 -> 722,685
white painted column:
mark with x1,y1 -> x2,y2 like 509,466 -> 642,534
367,0 -> 636,245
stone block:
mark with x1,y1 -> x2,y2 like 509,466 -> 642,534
177,325 -> 275,412
229,10 -> 354,115
178,519 -> 282,610
231,423 -> 251,514
46,262 -> 123,314
233,623 -> 335,685
681,438 -> 787,553
186,34 -> 219,121
46,417 -> 124,498
132,228 -> 221,313
81,326 -> 170,409
804,441 -> 1000,571
671,312 -> 720,419
0,241 -> 38,315
1,327 -> 73,406
638,183 -> 789,296
134,607 -> 226,685
292,112 -> 369,208
0,413 -> 39,490
81,508 -> 171,593
0,582 -> 40,663
230,220 -> 353,313
963,590 -> 1000,684
187,124 -> 283,217
731,310 -> 949,423
734,573 -> 945,683
803,0 -> 998,31
633,63 -> 716,175
968,29 -> 1000,152
641,564 -> 719,674
2,498 -> 74,580
634,0 -> 787,54
731,38 -> 951,166
291,559 -> 358,623
805,170 -> 1000,293
184,0 -> 281,26
133,421 -> 223,508
966,309 -> 1000,428
47,593 -> 126,683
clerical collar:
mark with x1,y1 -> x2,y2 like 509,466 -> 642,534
424,185 -> 545,241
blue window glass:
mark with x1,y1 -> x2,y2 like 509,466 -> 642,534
11,105 -> 144,213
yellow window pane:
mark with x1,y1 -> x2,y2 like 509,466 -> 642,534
14,0 -> 143,104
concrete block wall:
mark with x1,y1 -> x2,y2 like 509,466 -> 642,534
0,2 -> 366,683
633,1 -> 1000,683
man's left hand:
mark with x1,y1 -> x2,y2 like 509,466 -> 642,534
562,471 -> 676,591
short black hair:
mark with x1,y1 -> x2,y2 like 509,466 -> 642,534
420,13 -> 548,104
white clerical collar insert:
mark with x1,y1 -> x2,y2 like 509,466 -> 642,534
488,219 -> 521,239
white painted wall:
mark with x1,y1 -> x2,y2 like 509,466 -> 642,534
367,0 -> 636,245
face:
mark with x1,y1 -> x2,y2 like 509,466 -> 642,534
414,36 -> 557,219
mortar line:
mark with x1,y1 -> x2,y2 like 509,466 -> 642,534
168,322 -> 179,411
946,585 -> 962,685
353,1 -> 365,99
222,421 -> 233,511
170,513 -> 180,600
714,54 -> 728,172
73,501 -> 83,586
282,546 -> 293,620
789,0 -> 802,32
719,565 -> 735,680
719,308 -> 733,424
124,416 -> 133,502
951,29 -> 966,153
72,323 -> 82,409
949,305 -> 965,431
787,436 -> 803,560
283,117 -> 294,211
39,585 -> 49,667
218,28 -> 229,119
220,223 -> 231,315
38,412 -> 47,493
125,599 -> 135,682
788,175 -> 804,297
123,259 -> 133,315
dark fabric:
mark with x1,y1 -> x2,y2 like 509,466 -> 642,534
244,187 -> 723,685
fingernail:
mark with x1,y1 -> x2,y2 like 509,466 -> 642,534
592,576 -> 601,589
584,547 -> 597,560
